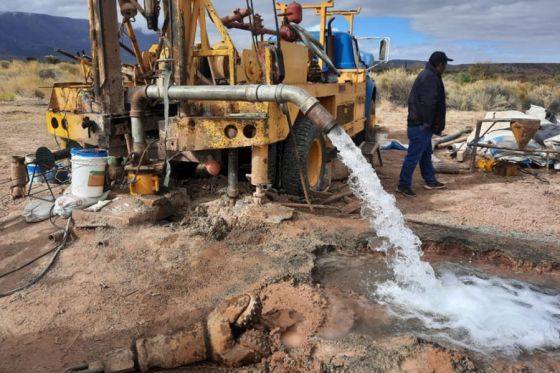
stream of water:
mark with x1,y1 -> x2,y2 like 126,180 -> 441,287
327,126 -> 560,355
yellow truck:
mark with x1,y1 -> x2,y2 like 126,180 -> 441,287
46,0 -> 388,197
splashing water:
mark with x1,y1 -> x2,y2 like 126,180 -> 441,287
328,126 -> 560,354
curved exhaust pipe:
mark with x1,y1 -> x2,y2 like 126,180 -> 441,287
133,84 -> 339,134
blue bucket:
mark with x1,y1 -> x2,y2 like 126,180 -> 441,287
26,164 -> 55,184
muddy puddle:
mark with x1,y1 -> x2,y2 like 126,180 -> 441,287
314,243 -> 560,366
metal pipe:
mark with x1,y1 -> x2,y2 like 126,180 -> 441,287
87,0 -> 101,101
131,118 -> 147,153
433,127 -> 472,149
129,87 -> 148,153
227,149 -> 239,198
143,84 -> 339,133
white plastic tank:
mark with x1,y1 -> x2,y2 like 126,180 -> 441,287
70,148 -> 108,198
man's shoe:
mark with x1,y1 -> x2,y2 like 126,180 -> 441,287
396,185 -> 417,197
424,181 -> 446,190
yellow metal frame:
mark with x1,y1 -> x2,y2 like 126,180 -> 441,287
321,8 -> 361,34
186,0 -> 238,85
46,83 -> 97,144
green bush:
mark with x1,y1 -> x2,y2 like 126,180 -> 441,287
0,92 -> 16,101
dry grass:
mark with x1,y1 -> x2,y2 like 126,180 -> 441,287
374,67 -> 560,113
0,60 -> 82,101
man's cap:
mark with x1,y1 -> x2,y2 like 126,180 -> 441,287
429,51 -> 453,65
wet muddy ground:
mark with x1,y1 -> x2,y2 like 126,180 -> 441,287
1,101 -> 560,372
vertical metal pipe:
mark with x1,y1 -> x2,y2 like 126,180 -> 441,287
250,145 -> 268,185
131,117 -> 147,153
88,0 -> 101,101
171,0 -> 187,116
470,120 -> 482,172
227,149 -> 239,198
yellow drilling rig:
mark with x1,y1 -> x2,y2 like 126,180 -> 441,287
45,0 -> 389,198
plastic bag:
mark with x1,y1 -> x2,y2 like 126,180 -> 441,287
23,200 -> 54,223
53,190 -> 110,218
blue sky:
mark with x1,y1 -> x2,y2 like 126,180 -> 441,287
1,0 -> 559,63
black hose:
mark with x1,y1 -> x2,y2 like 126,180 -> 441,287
0,246 -> 57,279
0,218 -> 72,298
129,139 -> 159,185
50,203 -> 65,229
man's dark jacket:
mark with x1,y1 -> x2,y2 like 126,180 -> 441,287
407,63 -> 446,135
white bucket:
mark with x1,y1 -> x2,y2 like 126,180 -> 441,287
71,148 -> 108,198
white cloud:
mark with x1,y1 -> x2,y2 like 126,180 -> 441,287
1,0 -> 558,62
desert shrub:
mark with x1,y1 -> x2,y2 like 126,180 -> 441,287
375,68 -> 416,106
0,92 -> 15,101
33,89 -> 46,99
58,63 -> 80,75
0,60 -> 81,100
374,67 -> 558,113
0,61 -> 10,69
44,55 -> 61,64
38,68 -> 57,79
468,63 -> 497,80
446,79 -> 521,111
527,85 -> 560,113
456,71 -> 474,84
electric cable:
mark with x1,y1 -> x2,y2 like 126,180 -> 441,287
0,217 -> 72,298
129,138 -> 159,185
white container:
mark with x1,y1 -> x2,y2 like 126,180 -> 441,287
70,148 -> 108,198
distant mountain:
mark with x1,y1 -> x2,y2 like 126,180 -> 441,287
0,12 -> 156,61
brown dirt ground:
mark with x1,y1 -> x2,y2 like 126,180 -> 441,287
0,100 -> 559,372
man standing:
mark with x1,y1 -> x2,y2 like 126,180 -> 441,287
396,51 -> 452,197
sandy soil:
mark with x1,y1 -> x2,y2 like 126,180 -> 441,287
0,100 -> 559,372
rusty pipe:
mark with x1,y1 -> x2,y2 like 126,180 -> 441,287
221,8 -> 252,26
129,87 -> 149,153
143,84 -> 339,134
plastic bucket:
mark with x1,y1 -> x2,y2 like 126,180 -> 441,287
27,164 -> 45,184
71,148 -> 108,198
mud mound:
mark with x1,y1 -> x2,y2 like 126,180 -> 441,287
260,282 -> 325,350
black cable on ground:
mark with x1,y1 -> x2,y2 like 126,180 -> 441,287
49,203 -> 65,230
520,167 -> 550,183
0,246 -> 56,279
0,217 -> 72,298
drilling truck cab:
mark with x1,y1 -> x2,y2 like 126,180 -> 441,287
45,0 -> 389,199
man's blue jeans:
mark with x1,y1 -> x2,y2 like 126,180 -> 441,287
398,125 -> 436,188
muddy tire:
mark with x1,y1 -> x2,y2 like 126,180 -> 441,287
281,116 -> 327,196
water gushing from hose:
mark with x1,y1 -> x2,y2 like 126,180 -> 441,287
328,126 -> 560,354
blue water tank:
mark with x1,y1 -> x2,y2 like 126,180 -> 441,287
332,32 -> 356,69
306,31 -> 359,70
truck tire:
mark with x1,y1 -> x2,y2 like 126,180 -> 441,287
281,116 -> 327,196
